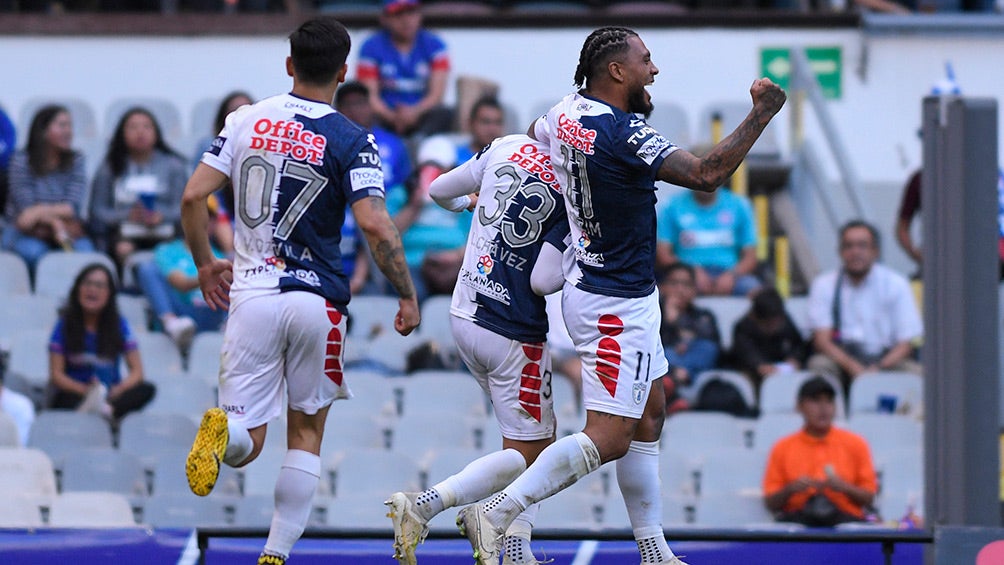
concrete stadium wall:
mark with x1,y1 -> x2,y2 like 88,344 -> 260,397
2,23 -> 1001,273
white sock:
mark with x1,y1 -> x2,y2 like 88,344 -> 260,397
425,448 -> 526,519
503,532 -> 537,565
263,449 -> 320,559
223,421 -> 253,467
617,440 -> 675,563
486,433 -> 600,529
506,502 -> 537,540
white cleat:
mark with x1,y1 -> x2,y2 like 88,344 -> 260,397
385,492 -> 429,565
457,504 -> 505,565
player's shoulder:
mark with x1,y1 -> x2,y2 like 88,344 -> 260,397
416,28 -> 447,50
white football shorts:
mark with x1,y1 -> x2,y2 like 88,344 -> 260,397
450,316 -> 556,442
219,291 -> 350,429
561,283 -> 669,419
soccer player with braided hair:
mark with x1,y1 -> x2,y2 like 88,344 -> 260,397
458,27 -> 785,565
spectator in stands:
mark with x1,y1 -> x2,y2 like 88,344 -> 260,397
806,220 -> 923,387
656,171 -> 761,296
335,81 -> 412,196
191,90 -> 253,173
3,104 -> 95,274
48,263 -> 155,421
0,103 -> 15,215
89,107 -> 188,270
356,0 -> 453,137
896,165 -> 1004,280
456,96 -> 506,162
731,286 -> 806,388
135,199 -> 233,350
0,372 -> 35,447
658,262 -> 722,412
763,376 -> 877,527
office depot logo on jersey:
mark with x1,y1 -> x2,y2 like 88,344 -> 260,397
250,118 -> 326,165
507,143 -> 561,192
556,114 -> 597,154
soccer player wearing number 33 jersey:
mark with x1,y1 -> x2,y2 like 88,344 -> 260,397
180,17 -> 420,565
385,134 -> 568,565
458,27 -> 786,565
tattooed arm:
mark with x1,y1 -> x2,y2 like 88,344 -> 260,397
351,195 -> 421,335
657,78 -> 786,192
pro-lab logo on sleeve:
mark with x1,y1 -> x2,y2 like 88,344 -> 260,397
350,167 -> 385,192
209,136 -> 227,156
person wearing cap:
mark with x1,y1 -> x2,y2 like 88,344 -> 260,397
357,0 -> 453,137
762,376 -> 878,527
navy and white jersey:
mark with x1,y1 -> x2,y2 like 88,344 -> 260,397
201,93 -> 384,309
429,134 -> 567,343
534,92 -> 678,298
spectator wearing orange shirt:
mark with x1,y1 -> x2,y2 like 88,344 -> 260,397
762,376 -> 877,527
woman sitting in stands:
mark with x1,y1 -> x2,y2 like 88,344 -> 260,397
48,263 -> 155,420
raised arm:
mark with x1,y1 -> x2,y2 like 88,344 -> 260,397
658,78 -> 786,192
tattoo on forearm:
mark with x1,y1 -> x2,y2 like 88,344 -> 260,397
373,237 -> 416,300
701,117 -> 766,188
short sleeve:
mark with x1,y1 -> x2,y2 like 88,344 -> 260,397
356,34 -> 382,81
120,316 -> 138,352
201,105 -> 245,176
48,320 -> 66,354
342,133 -> 386,204
616,117 -> 678,180
762,443 -> 787,496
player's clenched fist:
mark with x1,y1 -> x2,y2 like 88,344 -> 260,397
750,78 -> 786,116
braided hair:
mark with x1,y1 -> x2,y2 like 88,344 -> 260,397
573,27 -> 639,90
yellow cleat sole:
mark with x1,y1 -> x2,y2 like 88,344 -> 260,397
186,407 -> 229,497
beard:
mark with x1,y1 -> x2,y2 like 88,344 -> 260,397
627,86 -> 653,118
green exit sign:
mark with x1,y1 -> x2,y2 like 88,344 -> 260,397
761,46 -> 842,100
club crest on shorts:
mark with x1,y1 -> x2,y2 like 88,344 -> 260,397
633,382 -> 647,405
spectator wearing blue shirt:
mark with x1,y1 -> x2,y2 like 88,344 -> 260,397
657,185 -> 761,297
357,0 -> 453,137
0,104 -> 15,215
48,263 -> 155,420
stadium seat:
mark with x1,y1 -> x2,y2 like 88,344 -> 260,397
5,328 -> 55,402
759,371 -> 846,420
27,410 -> 114,468
339,369 -> 400,416
60,447 -> 148,497
186,330 -> 223,382
320,493 -> 394,531
846,413 -> 922,458
0,250 -> 31,295
874,447 -> 923,497
693,295 -> 748,350
117,294 -> 151,334
395,370 -> 489,418
750,412 -> 804,451
659,444 -> 699,496
48,491 -> 137,527
18,97 -> 100,145
0,296 -> 58,342
322,412 -> 391,461
390,411 -> 483,463
0,447 -> 58,498
231,494 -> 275,528
104,97 -> 185,150
785,295 -> 810,339
346,295 -> 402,340
33,251 -> 118,301
534,484 -> 602,531
352,329 -> 414,374
693,491 -> 775,527
325,448 -> 420,498
118,412 -> 199,457
421,447 -> 489,490
142,492 -> 232,528
848,371 -> 923,418
240,447 -> 292,497
0,412 -> 19,447
149,446 -> 240,497
662,411 -> 746,456
416,294 -> 455,352
689,369 -> 757,413
0,495 -> 44,528
134,331 -> 186,376
143,376 -> 216,421
696,447 -> 768,496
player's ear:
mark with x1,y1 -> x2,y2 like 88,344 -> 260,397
286,56 -> 295,78
608,60 -> 624,84
336,63 -> 348,85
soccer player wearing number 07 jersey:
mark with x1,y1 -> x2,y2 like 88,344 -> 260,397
180,17 -> 419,565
